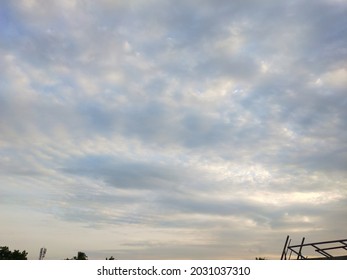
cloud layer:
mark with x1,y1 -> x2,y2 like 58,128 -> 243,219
1,0 -> 347,259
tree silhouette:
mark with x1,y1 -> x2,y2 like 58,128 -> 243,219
0,246 -> 28,260
65,251 -> 88,260
75,251 -> 88,260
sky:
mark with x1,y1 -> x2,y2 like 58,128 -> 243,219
1,0 -> 347,260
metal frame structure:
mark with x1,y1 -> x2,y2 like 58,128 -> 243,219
281,235 -> 347,260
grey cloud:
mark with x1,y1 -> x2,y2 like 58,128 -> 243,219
195,53 -> 258,81
1,0 -> 347,259
62,155 -> 194,191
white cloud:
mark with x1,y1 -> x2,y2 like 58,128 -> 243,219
322,68 -> 347,88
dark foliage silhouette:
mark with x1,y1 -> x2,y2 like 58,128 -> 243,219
0,246 -> 28,260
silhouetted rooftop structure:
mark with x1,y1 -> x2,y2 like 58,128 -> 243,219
281,235 -> 347,260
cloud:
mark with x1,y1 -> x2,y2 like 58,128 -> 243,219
1,0 -> 346,259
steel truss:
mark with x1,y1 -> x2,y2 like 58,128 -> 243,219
281,235 -> 347,260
